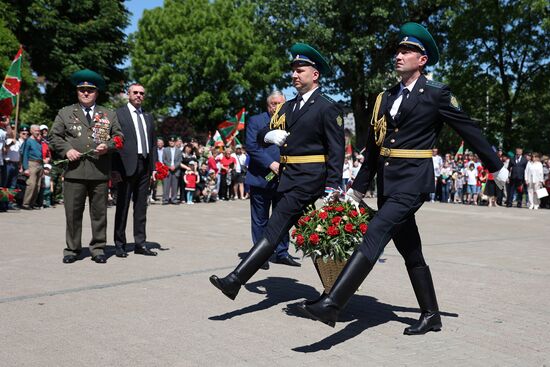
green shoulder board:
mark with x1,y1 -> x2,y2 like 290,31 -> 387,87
426,80 -> 446,89
320,93 -> 336,104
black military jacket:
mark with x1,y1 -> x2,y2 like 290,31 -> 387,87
259,88 -> 345,196
353,75 -> 503,196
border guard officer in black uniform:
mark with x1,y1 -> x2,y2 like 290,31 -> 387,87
210,43 -> 345,300
300,23 -> 509,334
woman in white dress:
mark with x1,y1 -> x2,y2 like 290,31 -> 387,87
525,152 -> 544,209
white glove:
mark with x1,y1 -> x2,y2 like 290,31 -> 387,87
346,187 -> 365,204
492,166 -> 509,190
264,130 -> 289,146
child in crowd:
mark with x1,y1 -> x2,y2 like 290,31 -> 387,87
203,171 -> 218,202
42,164 -> 53,208
453,171 -> 464,203
466,163 -> 478,205
183,161 -> 199,205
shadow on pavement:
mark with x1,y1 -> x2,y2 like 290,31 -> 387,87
288,296 -> 459,353
208,277 -> 321,321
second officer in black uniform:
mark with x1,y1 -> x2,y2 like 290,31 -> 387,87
210,43 -> 345,300
300,23 -> 510,334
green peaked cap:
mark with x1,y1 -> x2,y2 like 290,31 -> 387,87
290,43 -> 331,75
70,69 -> 106,91
399,22 -> 439,66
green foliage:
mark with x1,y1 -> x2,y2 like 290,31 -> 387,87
19,97 -> 49,126
256,0 -> 448,148
130,0 -> 285,131
2,0 -> 130,119
443,0 -> 549,151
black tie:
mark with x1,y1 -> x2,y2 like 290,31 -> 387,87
135,110 -> 148,158
402,88 -> 410,99
85,107 -> 92,124
290,94 -> 303,124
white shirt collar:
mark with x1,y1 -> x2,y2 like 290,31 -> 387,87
80,104 -> 96,113
399,78 -> 418,95
127,102 -> 141,114
299,86 -> 319,104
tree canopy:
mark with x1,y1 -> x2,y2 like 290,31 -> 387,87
130,0 -> 286,131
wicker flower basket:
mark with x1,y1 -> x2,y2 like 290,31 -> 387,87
313,257 -> 347,293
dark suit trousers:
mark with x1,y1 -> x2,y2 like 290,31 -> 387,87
249,186 -> 290,258
506,178 -> 524,206
63,179 -> 108,257
114,157 -> 150,247
262,189 -> 319,248
358,193 -> 428,268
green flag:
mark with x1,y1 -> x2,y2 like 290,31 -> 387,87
0,47 -> 23,117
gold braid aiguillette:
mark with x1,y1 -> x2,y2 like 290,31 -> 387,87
270,103 -> 286,130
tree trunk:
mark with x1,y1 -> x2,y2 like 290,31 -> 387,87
502,106 -> 513,151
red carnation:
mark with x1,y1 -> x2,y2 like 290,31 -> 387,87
349,210 -> 358,218
291,229 -> 297,239
318,211 -> 328,220
303,216 -> 311,223
332,216 -> 342,225
327,225 -> 340,237
359,223 -> 368,234
334,205 -> 344,212
360,207 -> 367,215
324,206 -> 333,212
344,223 -> 354,233
113,136 -> 124,150
296,234 -> 305,246
309,233 -> 320,245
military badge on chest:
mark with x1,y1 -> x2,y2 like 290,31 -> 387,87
91,112 -> 111,144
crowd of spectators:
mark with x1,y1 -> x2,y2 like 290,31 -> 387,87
150,136 -> 250,205
2,113 -> 549,213
343,147 -> 550,210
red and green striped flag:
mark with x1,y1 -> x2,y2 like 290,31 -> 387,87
217,107 -> 246,145
0,47 -> 23,117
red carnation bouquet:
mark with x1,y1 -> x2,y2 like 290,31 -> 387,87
154,162 -> 170,181
292,201 -> 371,263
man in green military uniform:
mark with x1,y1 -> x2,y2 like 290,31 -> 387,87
50,69 -> 124,264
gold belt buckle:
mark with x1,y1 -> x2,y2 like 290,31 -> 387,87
280,156 -> 287,164
380,147 -> 391,157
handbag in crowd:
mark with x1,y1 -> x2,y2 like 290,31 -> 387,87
535,187 -> 548,199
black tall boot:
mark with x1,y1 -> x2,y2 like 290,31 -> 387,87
403,265 -> 442,335
209,238 -> 275,300
298,250 -> 374,327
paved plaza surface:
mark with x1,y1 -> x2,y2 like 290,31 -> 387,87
1,199 -> 549,366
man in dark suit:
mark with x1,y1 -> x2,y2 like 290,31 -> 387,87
210,43 -> 344,300
300,23 -> 509,334
245,91 -> 300,269
50,69 -> 124,264
162,136 -> 183,204
506,147 -> 528,208
112,83 -> 158,257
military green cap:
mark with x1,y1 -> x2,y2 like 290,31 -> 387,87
290,43 -> 331,75
399,22 -> 439,66
19,124 -> 30,132
70,69 -> 106,91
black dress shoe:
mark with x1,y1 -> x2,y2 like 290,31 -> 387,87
115,245 -> 128,258
134,246 -> 157,256
275,256 -> 301,267
63,255 -> 77,264
91,255 -> 107,263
